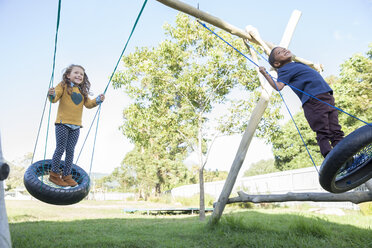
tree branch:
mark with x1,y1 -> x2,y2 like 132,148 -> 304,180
201,132 -> 223,170
226,191 -> 372,205
177,129 -> 197,152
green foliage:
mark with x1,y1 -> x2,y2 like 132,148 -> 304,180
8,200 -> 372,248
333,43 -> 372,134
359,202 -> 372,216
288,216 -> 329,238
228,202 -> 254,209
5,153 -> 31,191
147,194 -> 173,204
217,90 -> 283,139
244,159 -> 280,177
114,147 -> 192,198
270,44 -> 372,170
188,165 -> 228,183
271,112 -> 323,170
111,13 -> 283,197
5,163 -> 26,191
204,168 -> 228,182
174,193 -> 215,207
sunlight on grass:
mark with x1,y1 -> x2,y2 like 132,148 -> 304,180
5,200 -> 372,248
289,215 -> 329,238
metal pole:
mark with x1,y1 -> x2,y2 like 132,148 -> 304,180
0,131 -> 12,248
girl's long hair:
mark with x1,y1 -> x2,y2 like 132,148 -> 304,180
61,64 -> 91,101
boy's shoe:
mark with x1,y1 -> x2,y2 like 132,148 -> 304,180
62,175 -> 78,187
49,171 -> 69,187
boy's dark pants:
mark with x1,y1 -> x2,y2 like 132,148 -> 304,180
303,92 -> 344,158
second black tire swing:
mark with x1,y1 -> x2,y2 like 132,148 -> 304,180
319,124 -> 372,193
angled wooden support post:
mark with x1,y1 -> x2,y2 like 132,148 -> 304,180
209,10 -> 302,225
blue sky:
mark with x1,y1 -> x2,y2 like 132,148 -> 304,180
0,0 -> 371,174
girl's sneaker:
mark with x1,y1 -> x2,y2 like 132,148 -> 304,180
62,175 -> 78,187
49,171 -> 69,187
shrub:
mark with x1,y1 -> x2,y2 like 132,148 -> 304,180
175,194 -> 215,207
359,202 -> 372,215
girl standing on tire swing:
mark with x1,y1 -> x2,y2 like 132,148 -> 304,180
48,64 -> 105,187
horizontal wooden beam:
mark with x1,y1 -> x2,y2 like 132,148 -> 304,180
156,0 -> 322,71
156,0 -> 270,53
226,191 -> 372,205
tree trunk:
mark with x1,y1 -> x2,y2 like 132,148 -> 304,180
199,168 -> 205,220
155,183 -> 161,195
198,116 -> 206,221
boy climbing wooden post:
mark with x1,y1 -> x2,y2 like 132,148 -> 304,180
259,47 -> 345,159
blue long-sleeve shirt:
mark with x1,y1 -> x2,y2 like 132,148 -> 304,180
277,62 -> 333,105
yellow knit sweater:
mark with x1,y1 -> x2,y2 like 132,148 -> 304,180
51,82 -> 98,127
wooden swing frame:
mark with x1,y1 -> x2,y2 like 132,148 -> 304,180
156,0 -> 372,225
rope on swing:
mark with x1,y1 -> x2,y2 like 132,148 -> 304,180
75,0 -> 149,179
30,0 -> 148,187
197,20 -> 371,173
30,0 -> 62,187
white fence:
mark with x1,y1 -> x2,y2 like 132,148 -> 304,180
87,192 -> 135,201
171,167 -> 366,209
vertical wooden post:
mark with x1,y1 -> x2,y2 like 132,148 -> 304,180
0,132 -> 12,248
155,0 -> 324,221
209,10 -> 302,225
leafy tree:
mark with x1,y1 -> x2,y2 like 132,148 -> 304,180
5,152 -> 31,191
270,44 -> 372,170
112,14 -> 282,219
333,43 -> 372,134
204,169 -> 228,182
5,163 -> 25,191
270,112 -> 324,170
189,165 -> 228,182
243,159 -> 279,177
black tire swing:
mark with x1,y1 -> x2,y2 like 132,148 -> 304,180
24,160 -> 90,205
319,124 -> 372,193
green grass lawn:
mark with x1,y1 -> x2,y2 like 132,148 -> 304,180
6,200 -> 372,248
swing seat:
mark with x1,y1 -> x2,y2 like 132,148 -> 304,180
23,160 -> 90,205
319,124 -> 372,193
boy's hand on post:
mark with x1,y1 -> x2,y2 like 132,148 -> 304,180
258,66 -> 267,75
99,94 -> 105,102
